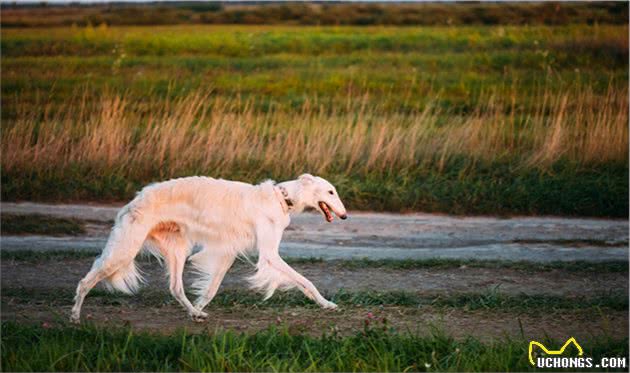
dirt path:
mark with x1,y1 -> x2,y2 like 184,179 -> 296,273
2,258 -> 628,297
2,259 -> 627,340
2,202 -> 628,262
2,202 -> 628,340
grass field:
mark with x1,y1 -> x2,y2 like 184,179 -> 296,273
2,322 -> 628,372
1,7 -> 628,371
2,23 -> 628,216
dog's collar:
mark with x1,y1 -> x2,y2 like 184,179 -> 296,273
274,185 -> 293,214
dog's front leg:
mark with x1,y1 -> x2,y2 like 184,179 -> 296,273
267,256 -> 337,309
257,226 -> 337,309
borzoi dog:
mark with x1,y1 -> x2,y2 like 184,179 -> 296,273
70,174 -> 347,322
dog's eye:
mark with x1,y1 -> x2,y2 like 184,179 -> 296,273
328,190 -> 334,195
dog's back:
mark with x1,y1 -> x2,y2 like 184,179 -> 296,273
131,176 -> 249,216
127,176 -> 279,230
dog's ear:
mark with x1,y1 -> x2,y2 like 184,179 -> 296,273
298,173 -> 315,185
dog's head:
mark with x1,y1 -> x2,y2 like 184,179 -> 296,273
297,174 -> 347,222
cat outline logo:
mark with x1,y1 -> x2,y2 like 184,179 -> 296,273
528,337 -> 584,365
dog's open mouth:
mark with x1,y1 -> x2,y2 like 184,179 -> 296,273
318,201 -> 334,222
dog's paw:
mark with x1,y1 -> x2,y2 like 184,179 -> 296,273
191,311 -> 209,323
69,314 -> 81,324
321,301 -> 338,310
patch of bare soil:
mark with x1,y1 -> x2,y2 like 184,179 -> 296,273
2,300 -> 627,342
1,258 -> 627,297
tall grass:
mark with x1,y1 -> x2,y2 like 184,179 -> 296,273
3,86 -> 627,177
2,85 -> 627,215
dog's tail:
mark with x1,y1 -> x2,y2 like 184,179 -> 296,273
102,260 -> 143,295
98,201 -> 154,294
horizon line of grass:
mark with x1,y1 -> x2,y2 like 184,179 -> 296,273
4,287 -> 627,312
2,321 -> 628,372
2,2 -> 627,28
2,250 -> 627,273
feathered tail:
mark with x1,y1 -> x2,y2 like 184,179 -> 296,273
97,203 -> 153,294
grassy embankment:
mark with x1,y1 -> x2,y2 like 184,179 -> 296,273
2,25 -> 628,216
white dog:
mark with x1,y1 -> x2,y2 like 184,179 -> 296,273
70,174 -> 347,322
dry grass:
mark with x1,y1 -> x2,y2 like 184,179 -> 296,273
2,86 -> 627,181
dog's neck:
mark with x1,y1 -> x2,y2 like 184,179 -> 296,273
275,180 -> 304,215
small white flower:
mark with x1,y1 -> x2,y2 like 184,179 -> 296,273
424,362 -> 431,368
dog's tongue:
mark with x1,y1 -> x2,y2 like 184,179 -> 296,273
319,202 -> 334,222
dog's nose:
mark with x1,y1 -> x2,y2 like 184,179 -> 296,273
340,214 -> 348,220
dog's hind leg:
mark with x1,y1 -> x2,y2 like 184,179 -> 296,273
190,251 -> 235,311
152,229 -> 208,321
71,251 -> 144,323
70,259 -> 113,323
71,215 -> 150,323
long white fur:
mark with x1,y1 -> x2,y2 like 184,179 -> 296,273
70,174 -> 347,322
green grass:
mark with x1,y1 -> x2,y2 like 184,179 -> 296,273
0,213 -> 86,236
2,250 -> 627,274
4,287 -> 627,312
3,160 -> 628,217
0,250 -> 101,261
333,258 -> 630,273
2,25 -> 627,116
2,322 -> 627,372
